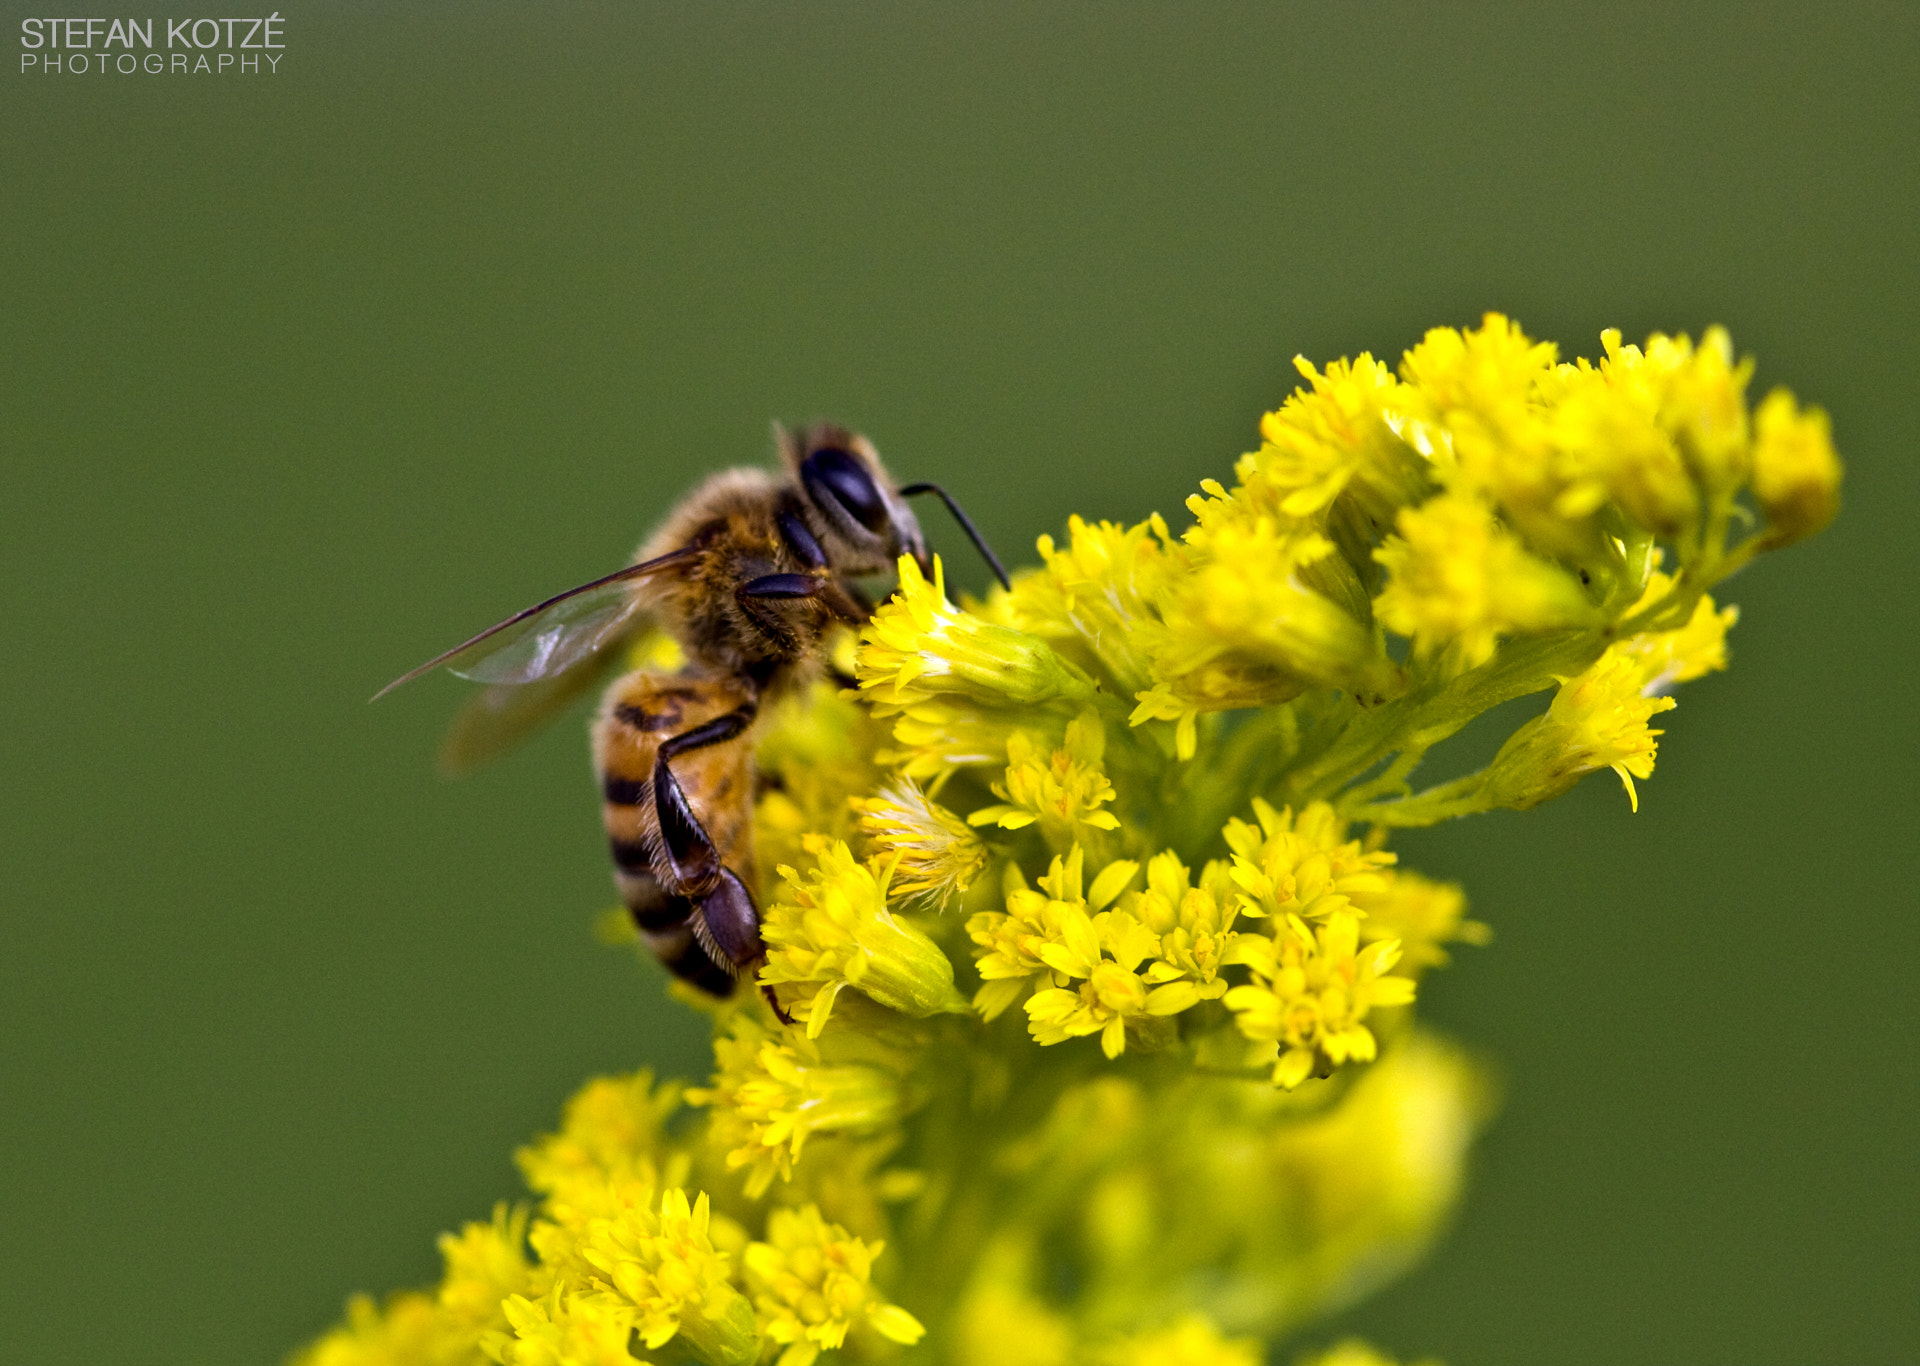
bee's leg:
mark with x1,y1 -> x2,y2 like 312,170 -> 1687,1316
739,573 -> 820,599
653,706 -> 758,895
739,573 -> 866,630
691,866 -> 794,1024
735,575 -> 814,656
626,879 -> 739,998
651,705 -> 794,1024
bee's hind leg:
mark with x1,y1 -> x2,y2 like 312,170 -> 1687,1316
692,868 -> 795,1025
652,705 -> 793,1024
653,706 -> 757,893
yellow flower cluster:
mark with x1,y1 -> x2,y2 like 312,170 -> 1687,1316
1373,490 -> 1593,670
858,556 -> 1100,778
956,799 -> 1442,1085
1297,1340 -> 1443,1366
970,846 -> 1171,1059
301,319 -> 1834,1366
297,1067 -> 922,1366
758,835 -> 970,1036
968,715 -> 1123,845
688,1019 -> 904,1198
744,1204 -> 927,1366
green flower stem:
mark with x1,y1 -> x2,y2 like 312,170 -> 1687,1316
1280,630 -> 1608,814
1348,771 -> 1498,828
893,1019 -> 1102,1331
1335,741 -> 1432,809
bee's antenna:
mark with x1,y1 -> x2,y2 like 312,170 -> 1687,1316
898,483 -> 1012,591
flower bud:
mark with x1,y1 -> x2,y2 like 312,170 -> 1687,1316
1752,388 -> 1842,546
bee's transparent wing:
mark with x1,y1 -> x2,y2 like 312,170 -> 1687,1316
373,548 -> 694,700
436,583 -> 635,685
437,642 -> 633,774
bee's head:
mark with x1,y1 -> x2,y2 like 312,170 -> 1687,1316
780,423 -> 930,578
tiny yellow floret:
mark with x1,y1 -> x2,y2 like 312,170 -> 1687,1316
853,775 -> 988,908
743,1204 -> 925,1366
758,835 -> 968,1033
1225,911 -> 1416,1088
1752,388 -> 1842,544
689,1020 -> 903,1197
1484,648 -> 1677,811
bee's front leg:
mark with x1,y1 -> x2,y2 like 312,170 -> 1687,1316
738,572 -> 867,634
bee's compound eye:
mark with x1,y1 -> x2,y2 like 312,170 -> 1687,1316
801,447 -> 890,534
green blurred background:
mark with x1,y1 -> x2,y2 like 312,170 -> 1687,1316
3,4 -> 1914,1363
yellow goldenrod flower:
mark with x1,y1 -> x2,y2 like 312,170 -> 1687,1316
853,775 -> 988,909
858,555 -> 1103,783
517,1071 -> 682,1199
1153,519 -> 1382,704
742,1204 -> 925,1366
530,1183 -> 758,1364
1229,352 -> 1431,530
966,860 -> 1070,1022
1123,849 -> 1243,1004
1359,871 -> 1488,971
882,695 -> 1062,780
1005,515 -> 1173,695
969,713 -> 1123,847
301,320 -> 1835,1366
295,1291 -> 445,1366
1615,570 -> 1738,691
1296,1338 -> 1441,1366
1223,800 -> 1396,924
297,1209 -> 550,1366
1374,489 -> 1594,670
1545,351 -> 1700,541
484,1288 -> 645,1366
440,1204 -> 538,1340
1599,325 -> 1754,495
1752,387 -> 1842,545
1484,647 -> 1677,812
758,836 -> 968,1034
1398,315 -> 1562,530
689,1020 -> 904,1198
859,555 -> 1098,711
1126,680 -> 1209,761
1401,312 -> 1559,432
1024,953 -> 1155,1060
1224,912 -> 1416,1088
967,845 -> 1140,1028
1091,1312 -> 1264,1366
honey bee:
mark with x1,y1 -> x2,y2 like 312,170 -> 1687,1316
379,423 -> 1008,1009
